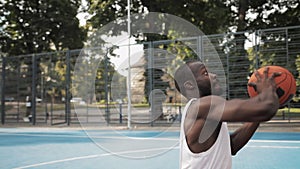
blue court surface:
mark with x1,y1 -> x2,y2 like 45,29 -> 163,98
0,128 -> 300,169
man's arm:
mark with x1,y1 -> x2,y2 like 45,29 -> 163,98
195,67 -> 280,122
230,122 -> 259,155
229,68 -> 281,155
194,86 -> 279,122
184,67 -> 280,154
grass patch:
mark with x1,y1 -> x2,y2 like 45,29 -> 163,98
276,108 -> 300,118
278,108 -> 300,114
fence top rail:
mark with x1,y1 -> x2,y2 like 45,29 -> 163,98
2,49 -> 83,59
1,25 -> 300,59
257,25 -> 300,33
3,51 -> 67,59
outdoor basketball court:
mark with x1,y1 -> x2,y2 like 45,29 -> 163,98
1,127 -> 300,169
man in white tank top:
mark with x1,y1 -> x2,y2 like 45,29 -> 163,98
174,61 -> 281,169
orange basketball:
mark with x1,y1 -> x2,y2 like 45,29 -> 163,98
247,66 -> 296,107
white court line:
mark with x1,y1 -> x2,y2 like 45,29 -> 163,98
12,146 -> 179,169
12,143 -> 300,169
250,140 -> 300,144
4,132 -> 300,168
248,140 -> 300,149
247,145 -> 300,149
2,132 -> 300,142
2,131 -> 300,142
0,132 -> 178,141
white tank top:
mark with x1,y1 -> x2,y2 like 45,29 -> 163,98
179,98 -> 232,169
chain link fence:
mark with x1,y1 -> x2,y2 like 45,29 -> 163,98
1,26 -> 300,126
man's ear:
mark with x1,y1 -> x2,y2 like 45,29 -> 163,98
183,81 -> 195,90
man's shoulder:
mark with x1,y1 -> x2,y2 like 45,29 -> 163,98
187,95 -> 226,115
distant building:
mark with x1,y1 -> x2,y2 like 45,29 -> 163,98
129,55 -> 183,104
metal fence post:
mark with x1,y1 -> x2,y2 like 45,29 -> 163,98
1,56 -> 6,125
104,48 -> 110,125
119,102 -> 122,124
285,29 -> 290,66
197,36 -> 201,59
225,34 -> 231,100
31,54 -> 37,125
66,50 -> 71,125
255,30 -> 260,69
148,42 -> 154,127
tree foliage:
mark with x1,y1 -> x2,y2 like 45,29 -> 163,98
0,0 -> 86,56
86,0 -> 300,102
87,0 -> 232,36
2,0 -> 300,104
228,0 -> 300,30
140,0 -> 232,35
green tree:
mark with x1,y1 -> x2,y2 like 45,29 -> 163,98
86,0 -> 300,101
0,0 -> 87,105
87,0 -> 233,103
0,0 -> 86,56
140,0 -> 232,35
223,0 -> 300,98
94,57 -> 116,103
247,0 -> 299,30
225,0 -> 300,31
240,1 -> 300,70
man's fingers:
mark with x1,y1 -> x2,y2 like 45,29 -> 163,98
263,66 -> 269,78
248,82 -> 256,87
254,70 -> 261,81
270,72 -> 282,80
248,82 -> 257,91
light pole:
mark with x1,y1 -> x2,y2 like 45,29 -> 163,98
127,0 -> 131,129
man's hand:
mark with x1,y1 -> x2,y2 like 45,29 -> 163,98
248,67 -> 281,94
